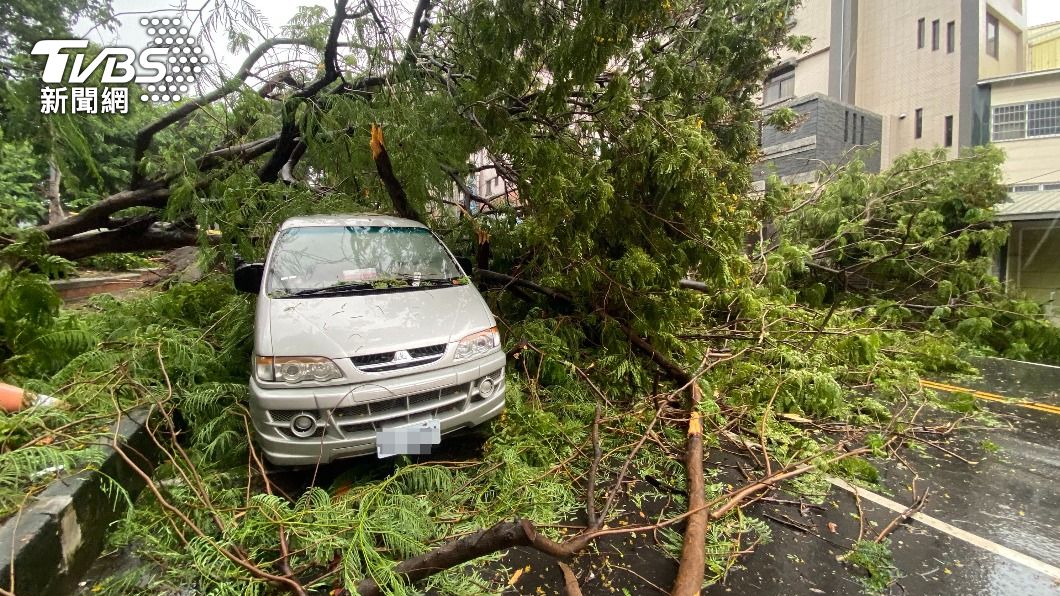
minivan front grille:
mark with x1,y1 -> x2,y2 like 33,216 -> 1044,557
350,343 -> 447,372
329,383 -> 471,436
408,344 -> 446,358
350,353 -> 391,367
264,370 -> 503,441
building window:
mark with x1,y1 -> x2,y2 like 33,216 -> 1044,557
915,108 -> 923,139
852,114 -> 857,144
844,110 -> 849,142
947,21 -> 956,53
992,104 -> 1027,140
861,115 -> 866,145
932,20 -> 940,50
918,18 -> 926,49
991,100 -> 1060,140
763,70 -> 795,104
1027,99 -> 1060,137
986,13 -> 999,58
944,115 -> 954,147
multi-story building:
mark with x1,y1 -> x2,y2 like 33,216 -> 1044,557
760,0 -> 1058,321
979,67 -> 1060,320
760,0 -> 1027,176
444,151 -> 517,216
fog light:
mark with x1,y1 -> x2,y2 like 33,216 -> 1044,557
478,377 -> 496,399
290,413 -> 318,437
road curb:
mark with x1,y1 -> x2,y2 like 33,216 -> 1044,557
50,269 -> 162,302
0,407 -> 160,595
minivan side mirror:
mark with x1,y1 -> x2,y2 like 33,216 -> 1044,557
234,263 -> 265,294
455,256 -> 474,274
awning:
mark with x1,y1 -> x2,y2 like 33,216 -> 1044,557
995,191 -> 1060,222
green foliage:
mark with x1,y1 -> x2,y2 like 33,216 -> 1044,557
935,389 -> 978,414
830,457 -> 880,486
660,512 -> 772,588
766,147 -> 1060,365
847,539 -> 899,594
77,252 -> 156,272
0,235 -> 89,377
0,275 -> 253,518
2,38 -> 175,221
0,0 -> 113,72
0,0 -> 1054,591
0,133 -> 46,228
980,439 -> 1001,454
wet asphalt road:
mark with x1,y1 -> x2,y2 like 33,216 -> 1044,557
701,357 -> 1060,596
79,357 -> 1060,594
497,357 -> 1060,595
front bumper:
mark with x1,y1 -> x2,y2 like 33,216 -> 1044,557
249,350 -> 506,465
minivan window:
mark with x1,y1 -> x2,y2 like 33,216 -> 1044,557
266,225 -> 461,297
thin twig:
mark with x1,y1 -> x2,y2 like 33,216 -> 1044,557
586,404 -> 602,528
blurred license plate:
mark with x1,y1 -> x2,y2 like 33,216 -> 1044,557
376,419 -> 440,458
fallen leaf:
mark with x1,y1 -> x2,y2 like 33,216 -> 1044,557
827,522 -> 838,533
509,565 -> 529,585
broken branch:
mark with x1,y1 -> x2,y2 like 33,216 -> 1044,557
670,384 -> 706,596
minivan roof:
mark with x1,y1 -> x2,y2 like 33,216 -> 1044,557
279,214 -> 427,230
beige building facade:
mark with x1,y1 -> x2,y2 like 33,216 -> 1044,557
980,68 -> 1060,321
769,0 -> 1028,168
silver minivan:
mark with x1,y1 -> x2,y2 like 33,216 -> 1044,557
234,215 -> 506,465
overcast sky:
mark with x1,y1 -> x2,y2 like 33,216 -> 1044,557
1028,0 -> 1060,26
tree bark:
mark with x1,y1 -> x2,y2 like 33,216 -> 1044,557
558,562 -> 583,596
46,219 -> 202,259
46,156 -> 64,224
370,124 -> 424,223
354,519 -> 580,596
671,384 -> 707,595
40,186 -> 171,240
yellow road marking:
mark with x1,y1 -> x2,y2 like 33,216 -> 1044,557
920,379 -> 1060,416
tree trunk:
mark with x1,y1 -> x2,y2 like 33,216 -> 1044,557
671,384 -> 707,595
47,157 -> 64,224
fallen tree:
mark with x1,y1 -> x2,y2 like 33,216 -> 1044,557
1,0 -> 1058,594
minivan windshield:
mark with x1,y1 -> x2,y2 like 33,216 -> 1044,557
265,225 -> 462,297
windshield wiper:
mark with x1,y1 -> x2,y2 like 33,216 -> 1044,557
276,276 -> 460,298
278,282 -> 375,298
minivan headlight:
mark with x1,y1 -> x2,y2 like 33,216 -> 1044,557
255,356 -> 343,384
454,327 -> 501,361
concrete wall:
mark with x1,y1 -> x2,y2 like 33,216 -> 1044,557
986,72 -> 1060,184
764,0 -> 1032,171
855,1 -> 967,168
763,0 -> 833,107
980,0 -> 1027,78
795,51 -> 832,98
991,73 -> 1060,103
997,140 -> 1060,184
755,95 -> 882,181
1007,222 -> 1060,322
779,0 -> 832,64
